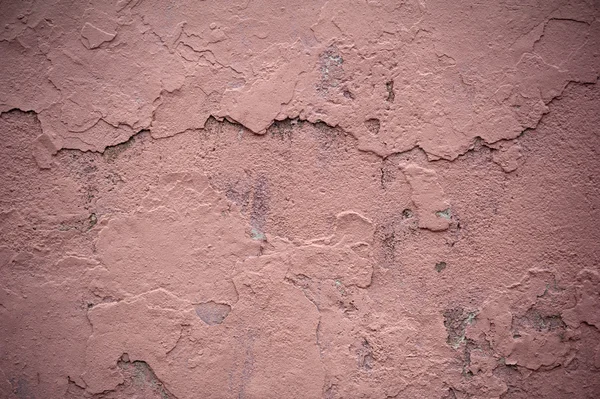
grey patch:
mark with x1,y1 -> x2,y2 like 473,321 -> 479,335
87,213 -> 97,230
250,227 -> 266,241
436,208 -> 452,219
435,261 -> 447,273
402,208 -> 414,219
103,134 -> 137,162
385,80 -> 395,102
365,118 -> 380,135
267,118 -> 298,140
195,301 -> 231,325
357,338 -> 374,370
116,357 -> 177,399
318,46 -> 344,94
11,377 -> 32,399
443,307 -> 477,349
235,332 -> 256,399
512,309 -> 566,337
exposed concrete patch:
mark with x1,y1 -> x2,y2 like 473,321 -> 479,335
195,301 -> 231,326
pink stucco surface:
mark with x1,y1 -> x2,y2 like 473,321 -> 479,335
1,1 -> 600,398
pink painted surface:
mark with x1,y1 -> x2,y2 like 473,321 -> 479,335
1,1 -> 599,398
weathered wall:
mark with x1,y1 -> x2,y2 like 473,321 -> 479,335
1,1 -> 600,398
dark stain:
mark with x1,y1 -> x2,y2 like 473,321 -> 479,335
386,80 -> 395,102
102,133 -> 138,163
365,118 -> 380,135
357,338 -> 374,370
435,261 -> 447,273
267,118 -> 300,141
250,175 -> 269,239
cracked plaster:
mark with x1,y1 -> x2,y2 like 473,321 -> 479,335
1,1 -> 600,398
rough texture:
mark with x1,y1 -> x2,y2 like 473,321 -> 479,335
1,1 -> 599,398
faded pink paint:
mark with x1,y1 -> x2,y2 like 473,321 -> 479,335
1,1 -> 599,398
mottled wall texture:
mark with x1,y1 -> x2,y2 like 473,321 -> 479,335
1,0 -> 600,398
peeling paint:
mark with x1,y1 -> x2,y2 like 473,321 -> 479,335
1,1 -> 600,398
